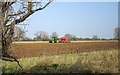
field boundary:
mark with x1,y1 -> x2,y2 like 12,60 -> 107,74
12,40 -> 118,43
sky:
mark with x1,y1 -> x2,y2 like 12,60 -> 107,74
24,2 -> 118,39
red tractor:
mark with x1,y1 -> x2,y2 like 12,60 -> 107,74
58,36 -> 70,43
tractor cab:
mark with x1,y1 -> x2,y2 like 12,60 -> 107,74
49,37 -> 57,43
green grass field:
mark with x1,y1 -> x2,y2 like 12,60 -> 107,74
2,49 -> 118,73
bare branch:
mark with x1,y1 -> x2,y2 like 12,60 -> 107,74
2,2 -> 15,12
8,11 -> 26,16
2,55 -> 22,68
9,1 -> 53,25
34,0 -> 53,12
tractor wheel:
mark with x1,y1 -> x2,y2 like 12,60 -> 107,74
49,41 -> 52,43
54,40 -> 57,43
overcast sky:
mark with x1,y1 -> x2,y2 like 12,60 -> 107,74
24,2 -> 118,39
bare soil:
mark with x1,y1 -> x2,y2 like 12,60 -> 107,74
10,41 -> 119,58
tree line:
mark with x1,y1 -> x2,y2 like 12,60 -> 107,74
14,26 -> 120,41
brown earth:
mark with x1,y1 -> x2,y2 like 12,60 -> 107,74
10,41 -> 119,58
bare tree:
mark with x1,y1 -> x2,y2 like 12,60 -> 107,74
50,32 -> 58,38
34,31 -> 49,41
92,35 -> 98,40
14,26 -> 26,41
114,27 -> 120,40
64,33 -> 77,41
0,0 -> 53,66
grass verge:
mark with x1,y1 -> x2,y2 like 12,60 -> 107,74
2,49 -> 118,73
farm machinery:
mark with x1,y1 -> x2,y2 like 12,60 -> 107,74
49,36 -> 70,43
58,37 -> 70,43
49,37 -> 57,43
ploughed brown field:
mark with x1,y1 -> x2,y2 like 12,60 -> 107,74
10,41 -> 119,58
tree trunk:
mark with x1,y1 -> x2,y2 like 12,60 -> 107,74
1,2 -> 15,58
